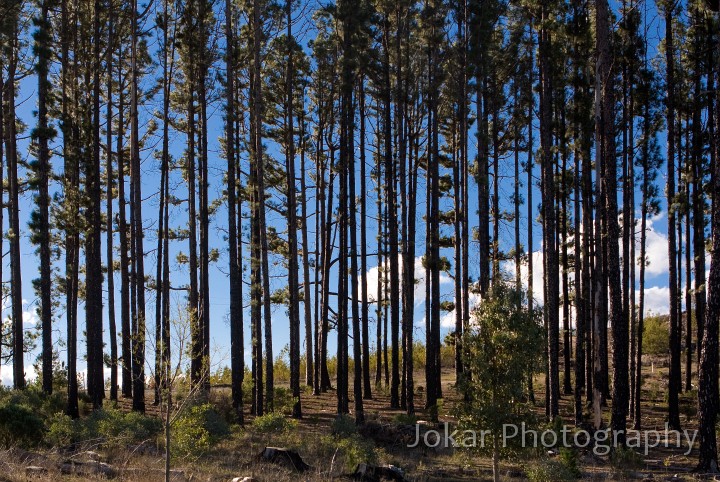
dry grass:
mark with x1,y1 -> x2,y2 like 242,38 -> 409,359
0,358 -> 708,481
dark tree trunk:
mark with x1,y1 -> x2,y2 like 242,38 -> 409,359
117,39 -> 132,400
106,5 -> 118,402
597,0 -> 627,439
130,0 -> 146,412
4,10 -> 25,390
85,0 -> 105,409
539,0 -> 559,418
34,0 -> 54,395
285,0 -> 302,419
359,78 -> 372,400
695,17 -> 720,472
664,2 -> 681,430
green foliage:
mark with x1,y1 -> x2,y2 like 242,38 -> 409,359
45,412 -> 76,448
393,413 -> 418,426
455,281 -> 542,456
410,340 -> 455,372
45,407 -> 161,449
334,435 -> 377,470
610,446 -> 643,473
0,404 -> 45,448
273,386 -> 297,415
316,433 -> 377,471
558,448 -> 582,478
525,460 -> 579,482
251,412 -> 297,434
172,403 -> 230,458
331,414 -> 357,437
210,366 -> 232,385
207,390 -> 237,426
0,386 -> 65,420
643,315 -> 669,355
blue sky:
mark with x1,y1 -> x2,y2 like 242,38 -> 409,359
0,0 -> 700,386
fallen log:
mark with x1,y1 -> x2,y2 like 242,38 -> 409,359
258,446 -> 311,472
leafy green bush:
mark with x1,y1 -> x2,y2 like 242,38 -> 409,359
525,460 -> 578,482
45,407 -> 161,449
558,448 -> 582,478
393,413 -> 418,426
251,412 -> 297,434
273,386 -> 297,415
92,409 -> 162,446
172,403 -> 230,458
331,414 -> 357,437
0,404 -> 45,448
207,390 -> 237,426
610,445 -> 643,473
45,412 -> 76,448
335,435 -> 377,471
0,386 -> 65,420
643,315 -> 669,355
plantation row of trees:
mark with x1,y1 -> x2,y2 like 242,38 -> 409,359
1,0 -> 720,469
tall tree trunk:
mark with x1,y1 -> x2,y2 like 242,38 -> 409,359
226,0 -> 242,422
285,0 -> 302,419
664,1 -> 681,430
198,0 -> 211,393
597,0 -> 627,438
691,6 -> 705,394
359,78 -> 372,399
34,0 -> 54,395
695,16 -> 720,472
300,97 -> 314,390
116,38 -> 132,400
4,6 -> 25,390
106,4 -> 118,402
539,0 -> 559,418
130,0 -> 146,412
381,14 -> 401,409
86,0 -> 105,409
61,0 -> 80,416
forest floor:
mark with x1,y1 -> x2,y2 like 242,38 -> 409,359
0,357 -> 713,481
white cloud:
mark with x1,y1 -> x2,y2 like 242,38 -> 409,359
440,292 -> 482,328
638,286 -> 670,316
360,255 -> 452,309
641,214 -> 671,276
1,363 -> 37,387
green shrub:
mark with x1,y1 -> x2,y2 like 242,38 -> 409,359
0,386 -> 65,420
251,412 -> 297,434
45,407 -> 161,449
335,434 -> 377,471
558,448 -> 582,478
643,315 -> 669,355
525,460 -> 578,482
172,413 -> 212,458
208,390 -> 237,426
172,403 -> 230,458
610,445 -> 643,473
393,413 -> 418,426
331,414 -> 357,437
45,412 -> 76,448
0,404 -> 45,448
273,387 -> 297,415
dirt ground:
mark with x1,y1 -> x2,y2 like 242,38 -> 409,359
0,358 -> 713,481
